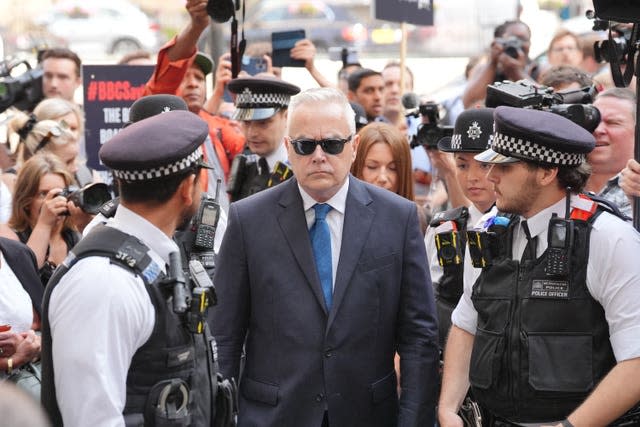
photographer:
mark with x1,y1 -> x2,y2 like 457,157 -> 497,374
3,154 -> 80,286
462,20 -> 536,109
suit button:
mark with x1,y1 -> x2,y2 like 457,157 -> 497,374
324,348 -> 332,358
315,393 -> 324,402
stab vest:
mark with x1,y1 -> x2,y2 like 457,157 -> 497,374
429,206 -> 469,349
468,206 -> 616,423
41,225 -> 215,427
228,153 -> 293,202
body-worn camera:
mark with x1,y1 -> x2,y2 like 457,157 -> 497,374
59,182 -> 112,215
0,58 -> 44,113
485,80 -> 601,132
496,36 -> 523,59
407,101 -> 454,149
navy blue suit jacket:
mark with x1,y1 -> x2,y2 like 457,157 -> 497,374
211,176 -> 439,427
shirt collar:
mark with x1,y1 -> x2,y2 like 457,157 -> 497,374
299,177 -> 350,215
109,205 -> 179,269
264,143 -> 288,172
519,195 -> 577,240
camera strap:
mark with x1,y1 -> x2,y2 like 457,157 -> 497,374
230,0 -> 246,78
608,23 -> 639,88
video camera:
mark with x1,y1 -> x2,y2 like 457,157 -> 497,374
58,182 -> 113,215
588,1 -> 640,88
403,95 -> 453,149
0,58 -> 43,113
485,80 -> 601,132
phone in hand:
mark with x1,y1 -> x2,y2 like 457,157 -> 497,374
271,29 -> 306,68
242,55 -> 268,75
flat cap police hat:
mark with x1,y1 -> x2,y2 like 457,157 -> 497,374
228,76 -> 300,121
100,110 -> 209,182
126,94 -> 188,126
438,108 -> 495,153
475,106 -> 595,165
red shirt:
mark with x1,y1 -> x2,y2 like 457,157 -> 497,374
144,37 -> 244,179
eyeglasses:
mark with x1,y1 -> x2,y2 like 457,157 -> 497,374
289,135 -> 353,156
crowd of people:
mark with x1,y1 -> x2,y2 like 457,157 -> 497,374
1,0 -> 640,425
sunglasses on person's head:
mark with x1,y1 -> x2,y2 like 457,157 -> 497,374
289,135 -> 353,156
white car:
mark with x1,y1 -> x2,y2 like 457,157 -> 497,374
35,0 -> 161,58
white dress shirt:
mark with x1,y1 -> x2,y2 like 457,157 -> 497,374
452,195 -> 640,362
49,205 -> 179,427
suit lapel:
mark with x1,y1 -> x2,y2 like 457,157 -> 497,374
328,177 -> 374,329
276,179 -> 329,315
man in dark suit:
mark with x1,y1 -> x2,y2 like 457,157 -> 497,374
211,87 -> 439,427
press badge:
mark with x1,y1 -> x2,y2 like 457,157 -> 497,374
530,279 -> 569,299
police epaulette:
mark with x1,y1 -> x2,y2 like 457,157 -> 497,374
584,192 -> 631,222
60,224 -> 162,284
430,206 -> 469,227
99,197 -> 120,219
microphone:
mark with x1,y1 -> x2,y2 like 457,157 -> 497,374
401,92 -> 420,109
402,92 -> 420,118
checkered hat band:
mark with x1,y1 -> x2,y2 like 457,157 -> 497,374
492,132 -> 585,166
112,147 -> 203,181
450,134 -> 462,150
236,91 -> 289,108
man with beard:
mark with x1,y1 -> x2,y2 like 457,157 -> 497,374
438,106 -> 640,427
41,111 -> 222,426
347,68 -> 386,123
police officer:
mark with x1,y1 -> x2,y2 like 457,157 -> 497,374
439,106 -> 640,427
226,75 -> 300,201
41,110 -> 223,426
425,108 -> 497,350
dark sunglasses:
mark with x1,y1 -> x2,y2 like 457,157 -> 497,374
289,135 -> 353,156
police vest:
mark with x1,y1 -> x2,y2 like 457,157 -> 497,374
468,202 -> 616,423
228,153 -> 293,202
41,225 -> 215,427
429,206 -> 469,349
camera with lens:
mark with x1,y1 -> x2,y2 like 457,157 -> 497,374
485,80 -> 601,132
593,21 -> 631,64
407,101 -> 454,149
0,58 -> 44,113
496,36 -> 524,59
58,183 -> 112,215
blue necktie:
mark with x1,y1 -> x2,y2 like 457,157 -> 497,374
310,203 -> 333,310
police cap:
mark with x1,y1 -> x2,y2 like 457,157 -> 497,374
100,110 -> 209,182
126,94 -> 188,126
438,108 -> 495,153
227,76 -> 300,121
475,106 -> 595,165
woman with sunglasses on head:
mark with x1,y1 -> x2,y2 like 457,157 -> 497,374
351,122 -> 428,233
2,154 -> 80,286
8,98 -> 90,182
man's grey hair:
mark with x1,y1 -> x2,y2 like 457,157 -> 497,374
287,87 -> 356,135
595,87 -> 636,121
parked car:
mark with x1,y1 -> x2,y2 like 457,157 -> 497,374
34,0 -> 161,57
227,0 -> 369,51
